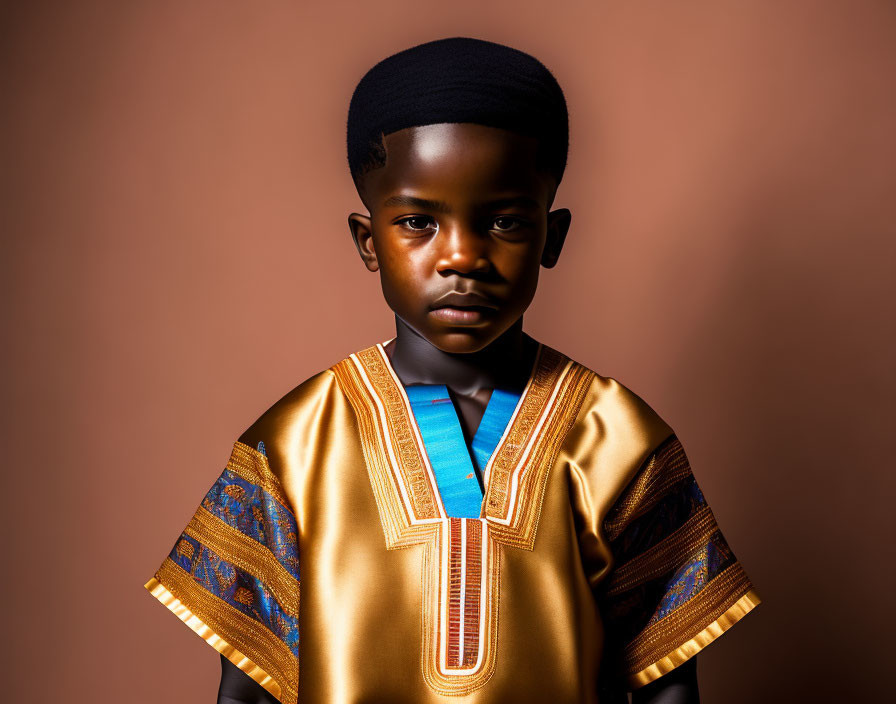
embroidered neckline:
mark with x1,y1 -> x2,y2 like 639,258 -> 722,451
372,341 -> 543,519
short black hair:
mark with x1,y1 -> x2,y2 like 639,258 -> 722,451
346,37 -> 569,194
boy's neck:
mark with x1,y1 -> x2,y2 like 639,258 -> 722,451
383,316 -> 537,397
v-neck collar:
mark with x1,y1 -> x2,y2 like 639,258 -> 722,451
337,339 -> 587,527
374,340 -> 542,518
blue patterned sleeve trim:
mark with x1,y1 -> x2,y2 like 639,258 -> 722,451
145,440 -> 300,703
599,435 -> 757,688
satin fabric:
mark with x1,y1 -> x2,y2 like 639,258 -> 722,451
145,340 -> 758,703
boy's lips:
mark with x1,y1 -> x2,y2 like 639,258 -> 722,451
429,291 -> 500,325
430,290 -> 500,310
429,306 -> 496,324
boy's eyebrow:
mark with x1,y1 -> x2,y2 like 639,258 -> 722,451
382,194 -> 541,212
486,195 -> 542,210
383,195 -> 452,213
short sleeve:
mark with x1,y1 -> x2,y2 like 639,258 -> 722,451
144,440 -> 299,704
599,434 -> 759,690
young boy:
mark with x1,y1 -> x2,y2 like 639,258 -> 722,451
144,37 -> 759,704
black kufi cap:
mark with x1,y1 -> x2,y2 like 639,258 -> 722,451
346,36 -> 568,186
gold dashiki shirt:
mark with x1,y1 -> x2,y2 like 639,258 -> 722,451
144,340 -> 760,703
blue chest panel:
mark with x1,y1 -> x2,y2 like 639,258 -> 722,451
405,384 -> 521,518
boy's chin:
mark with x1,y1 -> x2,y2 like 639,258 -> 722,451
392,311 -> 522,355
424,328 -> 510,355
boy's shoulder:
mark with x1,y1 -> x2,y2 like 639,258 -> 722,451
561,351 -> 676,492
577,361 -> 674,444
533,343 -> 675,451
236,364 -> 342,464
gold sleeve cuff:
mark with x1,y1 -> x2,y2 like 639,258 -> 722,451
143,577 -> 282,700
629,589 -> 761,689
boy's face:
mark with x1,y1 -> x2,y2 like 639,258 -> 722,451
348,122 -> 571,354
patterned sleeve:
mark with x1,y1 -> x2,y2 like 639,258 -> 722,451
144,440 -> 299,704
600,434 -> 759,690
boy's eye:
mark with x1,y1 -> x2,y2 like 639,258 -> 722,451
493,216 -> 533,236
493,216 -> 521,232
397,216 -> 437,232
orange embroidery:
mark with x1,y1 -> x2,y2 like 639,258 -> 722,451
234,586 -> 255,606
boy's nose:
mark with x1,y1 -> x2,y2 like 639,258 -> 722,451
435,227 -> 491,276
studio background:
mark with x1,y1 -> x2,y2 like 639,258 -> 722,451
2,1 -> 893,702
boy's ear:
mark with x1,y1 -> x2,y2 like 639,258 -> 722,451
541,208 -> 571,269
348,213 -> 379,272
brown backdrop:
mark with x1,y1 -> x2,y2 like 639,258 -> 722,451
2,1 -> 893,702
